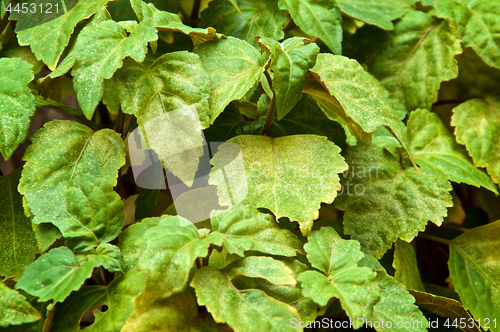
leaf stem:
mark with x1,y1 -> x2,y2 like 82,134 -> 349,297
114,108 -> 124,135
433,99 -> 466,107
190,0 -> 201,27
418,233 -> 451,245
261,70 -> 276,136
122,114 -> 134,140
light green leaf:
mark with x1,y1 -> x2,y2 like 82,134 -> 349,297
435,0 -> 500,69
84,243 -> 125,273
191,266 -> 300,332
110,51 -> 211,186
209,135 -> 348,235
225,256 -> 296,285
15,0 -> 109,70
335,142 -> 453,258
258,37 -> 320,120
195,37 -> 269,122
50,269 -> 146,332
409,290 -> 480,332
408,108 -> 497,193
0,168 -> 38,279
361,10 -> 462,111
19,120 -> 125,253
136,215 -> 223,303
393,240 -> 425,292
0,283 -> 40,327
70,17 -> 158,119
337,0 -> 411,30
309,53 -> 417,165
448,220 -> 500,330
200,0 -> 287,47
451,97 -> 500,184
210,205 -> 303,258
0,57 -> 35,160
278,0 -> 342,54
298,227 -> 378,320
15,247 -> 95,309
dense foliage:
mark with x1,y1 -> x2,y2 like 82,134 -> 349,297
1,0 -> 500,331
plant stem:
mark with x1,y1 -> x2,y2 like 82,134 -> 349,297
418,233 -> 451,245
114,108 -> 124,135
261,70 -> 276,136
433,99 -> 466,107
122,114 -> 134,140
190,0 -> 201,27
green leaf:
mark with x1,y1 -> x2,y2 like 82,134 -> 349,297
18,120 -> 125,252
210,205 -> 303,258
84,243 -> 125,273
451,97 -> 500,184
409,290 -> 480,332
225,256 -> 296,285
0,57 -> 35,160
408,108 -> 497,193
50,269 -> 146,332
257,37 -> 320,120
209,135 -> 348,235
0,283 -> 40,327
191,266 -> 301,332
70,17 -> 159,119
298,227 -> 379,320
393,240 -> 425,292
195,36 -> 269,122
15,247 -> 95,309
309,53 -> 417,165
337,0 -> 411,30
358,10 -> 462,112
136,215 -> 224,303
448,220 -> 500,330
435,0 -> 500,69
14,0 -> 109,70
0,168 -> 38,279
200,0 -> 287,47
111,51 -> 211,186
335,142 -> 453,258
278,0 -> 342,54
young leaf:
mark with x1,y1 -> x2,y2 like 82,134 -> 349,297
278,0 -> 342,54
0,57 -> 35,160
191,266 -> 301,332
210,205 -> 303,257
448,220 -> 500,329
135,215 -> 224,303
408,108 -> 497,193
195,37 -> 269,122
355,10 -> 462,112
336,0 -> 411,30
84,243 -> 125,273
298,227 -> 379,320
18,120 -> 125,253
15,247 -> 95,309
0,168 -> 38,279
0,283 -> 40,327
335,142 -> 453,258
70,17 -> 159,118
435,0 -> 500,69
451,97 -> 500,184
209,135 -> 348,235
393,240 -> 425,292
309,53 -> 417,165
257,37 -> 320,120
50,269 -> 146,332
14,0 -> 109,70
199,0 -> 287,47
224,256 -> 296,285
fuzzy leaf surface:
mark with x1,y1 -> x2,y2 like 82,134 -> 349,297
225,256 -> 296,286
258,37 -> 320,120
18,120 -> 125,252
337,0 -> 411,30
0,283 -> 40,327
448,220 -> 500,330
0,57 -> 35,160
84,243 -> 125,273
15,247 -> 94,309
210,135 -> 348,235
278,0 -> 342,54
451,97 -> 500,184
393,240 -> 425,292
335,142 -> 453,258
